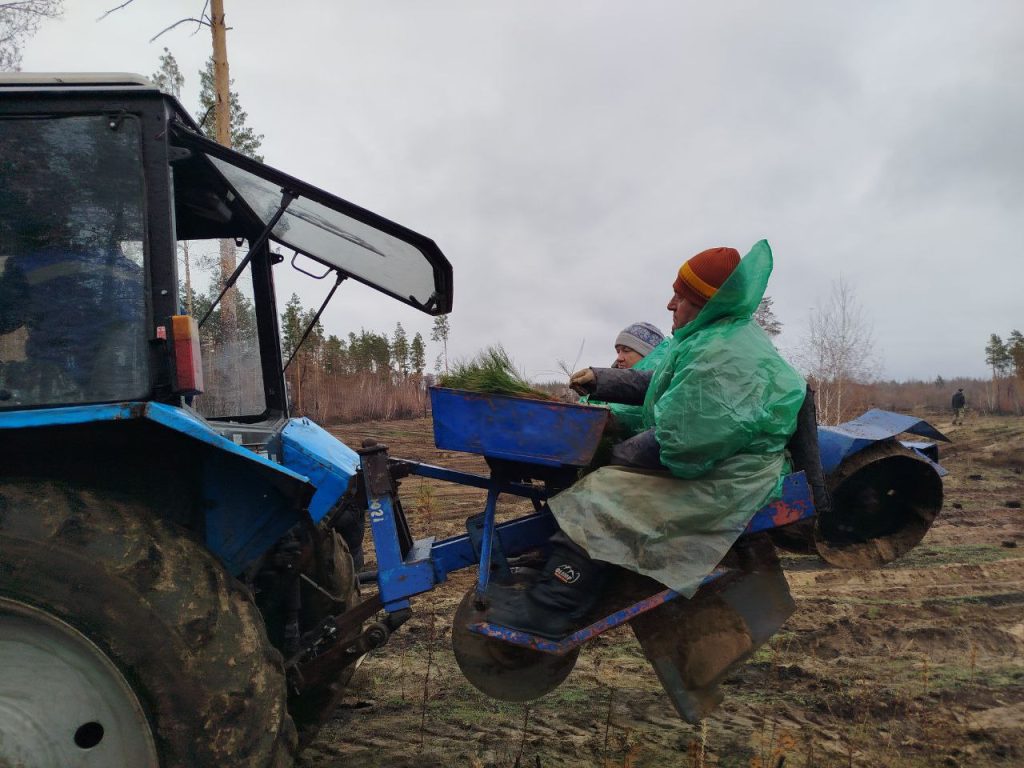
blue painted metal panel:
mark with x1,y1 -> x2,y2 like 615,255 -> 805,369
0,402 -> 313,575
0,402 -> 310,482
279,417 -> 360,523
818,409 -> 949,473
744,472 -> 815,533
906,445 -> 949,477
200,449 -> 310,574
0,402 -> 146,429
430,387 -> 609,467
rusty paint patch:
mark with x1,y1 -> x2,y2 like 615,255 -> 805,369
771,500 -> 808,527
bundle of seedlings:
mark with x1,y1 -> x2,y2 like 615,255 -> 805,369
438,345 -> 556,401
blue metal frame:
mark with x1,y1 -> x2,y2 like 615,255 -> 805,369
360,405 -> 949,656
363,444 -> 818,631
468,581 -> 715,655
464,473 -> 817,654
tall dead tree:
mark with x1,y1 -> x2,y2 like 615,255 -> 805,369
208,0 -> 238,335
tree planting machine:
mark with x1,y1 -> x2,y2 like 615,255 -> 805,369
0,74 -> 947,767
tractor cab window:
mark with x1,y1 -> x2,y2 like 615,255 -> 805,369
0,115 -> 148,408
180,239 -> 266,419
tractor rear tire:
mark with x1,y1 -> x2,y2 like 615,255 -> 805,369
0,478 -> 297,768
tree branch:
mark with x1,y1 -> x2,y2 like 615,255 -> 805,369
150,17 -> 209,42
97,0 -> 137,22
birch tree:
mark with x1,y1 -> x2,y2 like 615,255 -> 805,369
798,277 -> 878,424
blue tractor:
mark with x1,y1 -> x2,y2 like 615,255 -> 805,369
0,74 -> 947,768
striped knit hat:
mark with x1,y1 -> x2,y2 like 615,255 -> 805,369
615,322 -> 665,357
673,247 -> 741,307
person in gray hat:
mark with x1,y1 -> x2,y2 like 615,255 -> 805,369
612,321 -> 665,369
584,322 -> 667,435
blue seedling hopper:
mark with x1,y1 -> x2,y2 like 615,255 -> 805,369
430,387 -> 609,468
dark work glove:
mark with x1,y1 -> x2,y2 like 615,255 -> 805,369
610,428 -> 667,471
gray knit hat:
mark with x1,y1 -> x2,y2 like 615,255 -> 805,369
615,322 -> 665,358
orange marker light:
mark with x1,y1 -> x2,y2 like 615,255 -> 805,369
170,315 -> 204,396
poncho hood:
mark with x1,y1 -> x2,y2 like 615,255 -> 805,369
674,239 -> 772,343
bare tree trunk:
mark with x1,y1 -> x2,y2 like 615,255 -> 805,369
210,0 -> 231,149
181,240 -> 193,315
210,0 -> 237,336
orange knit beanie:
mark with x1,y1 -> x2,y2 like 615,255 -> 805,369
673,247 -> 741,307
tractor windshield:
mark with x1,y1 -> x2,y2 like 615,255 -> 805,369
171,127 -> 453,316
0,114 -> 148,408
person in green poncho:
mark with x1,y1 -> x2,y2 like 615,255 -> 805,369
488,240 -> 807,639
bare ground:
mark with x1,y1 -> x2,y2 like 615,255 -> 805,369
299,414 -> 1024,768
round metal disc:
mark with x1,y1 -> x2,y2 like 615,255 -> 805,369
0,597 -> 159,768
451,583 -> 580,703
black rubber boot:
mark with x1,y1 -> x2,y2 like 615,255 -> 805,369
486,533 -> 607,639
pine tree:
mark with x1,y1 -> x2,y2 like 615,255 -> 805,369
280,294 -> 306,361
1008,330 -> 1024,379
985,334 -> 1011,378
410,332 -> 426,376
753,296 -> 782,337
198,56 -> 264,161
150,47 -> 184,98
431,314 -> 451,374
323,334 -> 346,373
392,322 -> 409,378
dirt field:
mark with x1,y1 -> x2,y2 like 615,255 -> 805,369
300,414 -> 1024,768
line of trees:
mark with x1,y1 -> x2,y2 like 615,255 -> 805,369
281,294 -> 429,378
281,293 -> 452,422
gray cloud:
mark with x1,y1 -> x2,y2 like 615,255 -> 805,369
20,0 -> 1024,380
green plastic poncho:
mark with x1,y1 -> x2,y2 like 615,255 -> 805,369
550,240 -> 806,596
583,339 -> 669,437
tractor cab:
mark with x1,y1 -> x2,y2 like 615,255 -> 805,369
0,73 -> 452,439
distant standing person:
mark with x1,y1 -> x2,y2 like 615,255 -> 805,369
951,388 -> 966,425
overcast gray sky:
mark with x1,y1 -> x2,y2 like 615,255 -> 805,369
21,1 -> 1024,381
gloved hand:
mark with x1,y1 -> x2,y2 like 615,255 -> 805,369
569,368 -> 597,395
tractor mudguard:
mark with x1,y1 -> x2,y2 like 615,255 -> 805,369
276,417 -> 360,524
0,401 -> 313,575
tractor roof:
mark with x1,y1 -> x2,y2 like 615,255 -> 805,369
0,73 -> 155,89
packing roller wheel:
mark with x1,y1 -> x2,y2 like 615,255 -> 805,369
451,578 -> 579,702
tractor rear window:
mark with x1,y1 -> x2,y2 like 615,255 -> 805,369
0,115 -> 148,408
